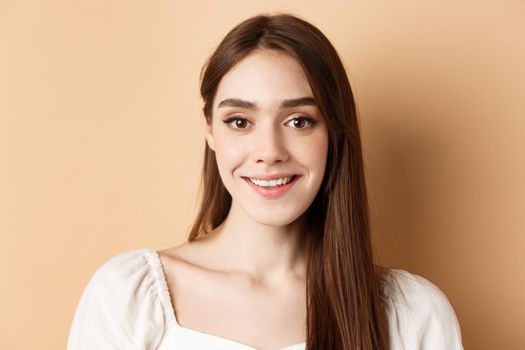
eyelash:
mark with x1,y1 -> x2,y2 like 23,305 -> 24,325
223,115 -> 250,129
223,115 -> 317,130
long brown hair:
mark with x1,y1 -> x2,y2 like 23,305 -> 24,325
189,14 -> 388,349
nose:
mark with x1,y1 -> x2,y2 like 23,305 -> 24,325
251,123 -> 289,164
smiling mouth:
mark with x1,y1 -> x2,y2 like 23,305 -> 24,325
245,175 -> 298,188
240,175 -> 301,199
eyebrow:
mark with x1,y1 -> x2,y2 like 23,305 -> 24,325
217,97 -> 317,109
281,97 -> 317,108
217,98 -> 257,109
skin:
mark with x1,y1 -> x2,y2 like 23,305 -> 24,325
159,49 -> 329,349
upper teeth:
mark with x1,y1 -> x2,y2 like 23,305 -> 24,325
249,177 -> 293,187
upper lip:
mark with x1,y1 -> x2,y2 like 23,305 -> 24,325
242,173 -> 299,180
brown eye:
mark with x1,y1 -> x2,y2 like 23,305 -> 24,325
286,117 -> 315,129
223,116 -> 250,129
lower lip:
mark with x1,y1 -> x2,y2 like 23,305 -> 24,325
243,176 -> 301,199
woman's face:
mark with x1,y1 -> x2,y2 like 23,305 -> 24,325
205,49 -> 328,227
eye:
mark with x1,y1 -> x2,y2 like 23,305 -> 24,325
285,116 -> 316,129
223,116 -> 250,129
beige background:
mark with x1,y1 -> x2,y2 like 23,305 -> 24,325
1,0 -> 524,349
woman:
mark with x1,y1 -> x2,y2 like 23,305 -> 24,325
67,14 -> 463,349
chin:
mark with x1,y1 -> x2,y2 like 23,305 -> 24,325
244,206 -> 307,228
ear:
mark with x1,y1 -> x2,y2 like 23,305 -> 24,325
203,117 -> 215,151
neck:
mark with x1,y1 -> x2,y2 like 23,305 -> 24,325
204,202 -> 308,286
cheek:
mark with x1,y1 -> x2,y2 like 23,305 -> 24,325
213,133 -> 246,172
294,132 -> 329,172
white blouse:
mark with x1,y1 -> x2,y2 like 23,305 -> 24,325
67,249 -> 463,349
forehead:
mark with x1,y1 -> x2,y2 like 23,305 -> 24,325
214,49 -> 313,107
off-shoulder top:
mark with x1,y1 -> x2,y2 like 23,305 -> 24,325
67,249 -> 463,349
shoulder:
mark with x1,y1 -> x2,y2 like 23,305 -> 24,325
87,248 -> 174,316
381,269 -> 449,307
380,269 -> 464,349
67,249 -> 174,349
84,249 -> 169,304
90,249 -> 162,286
